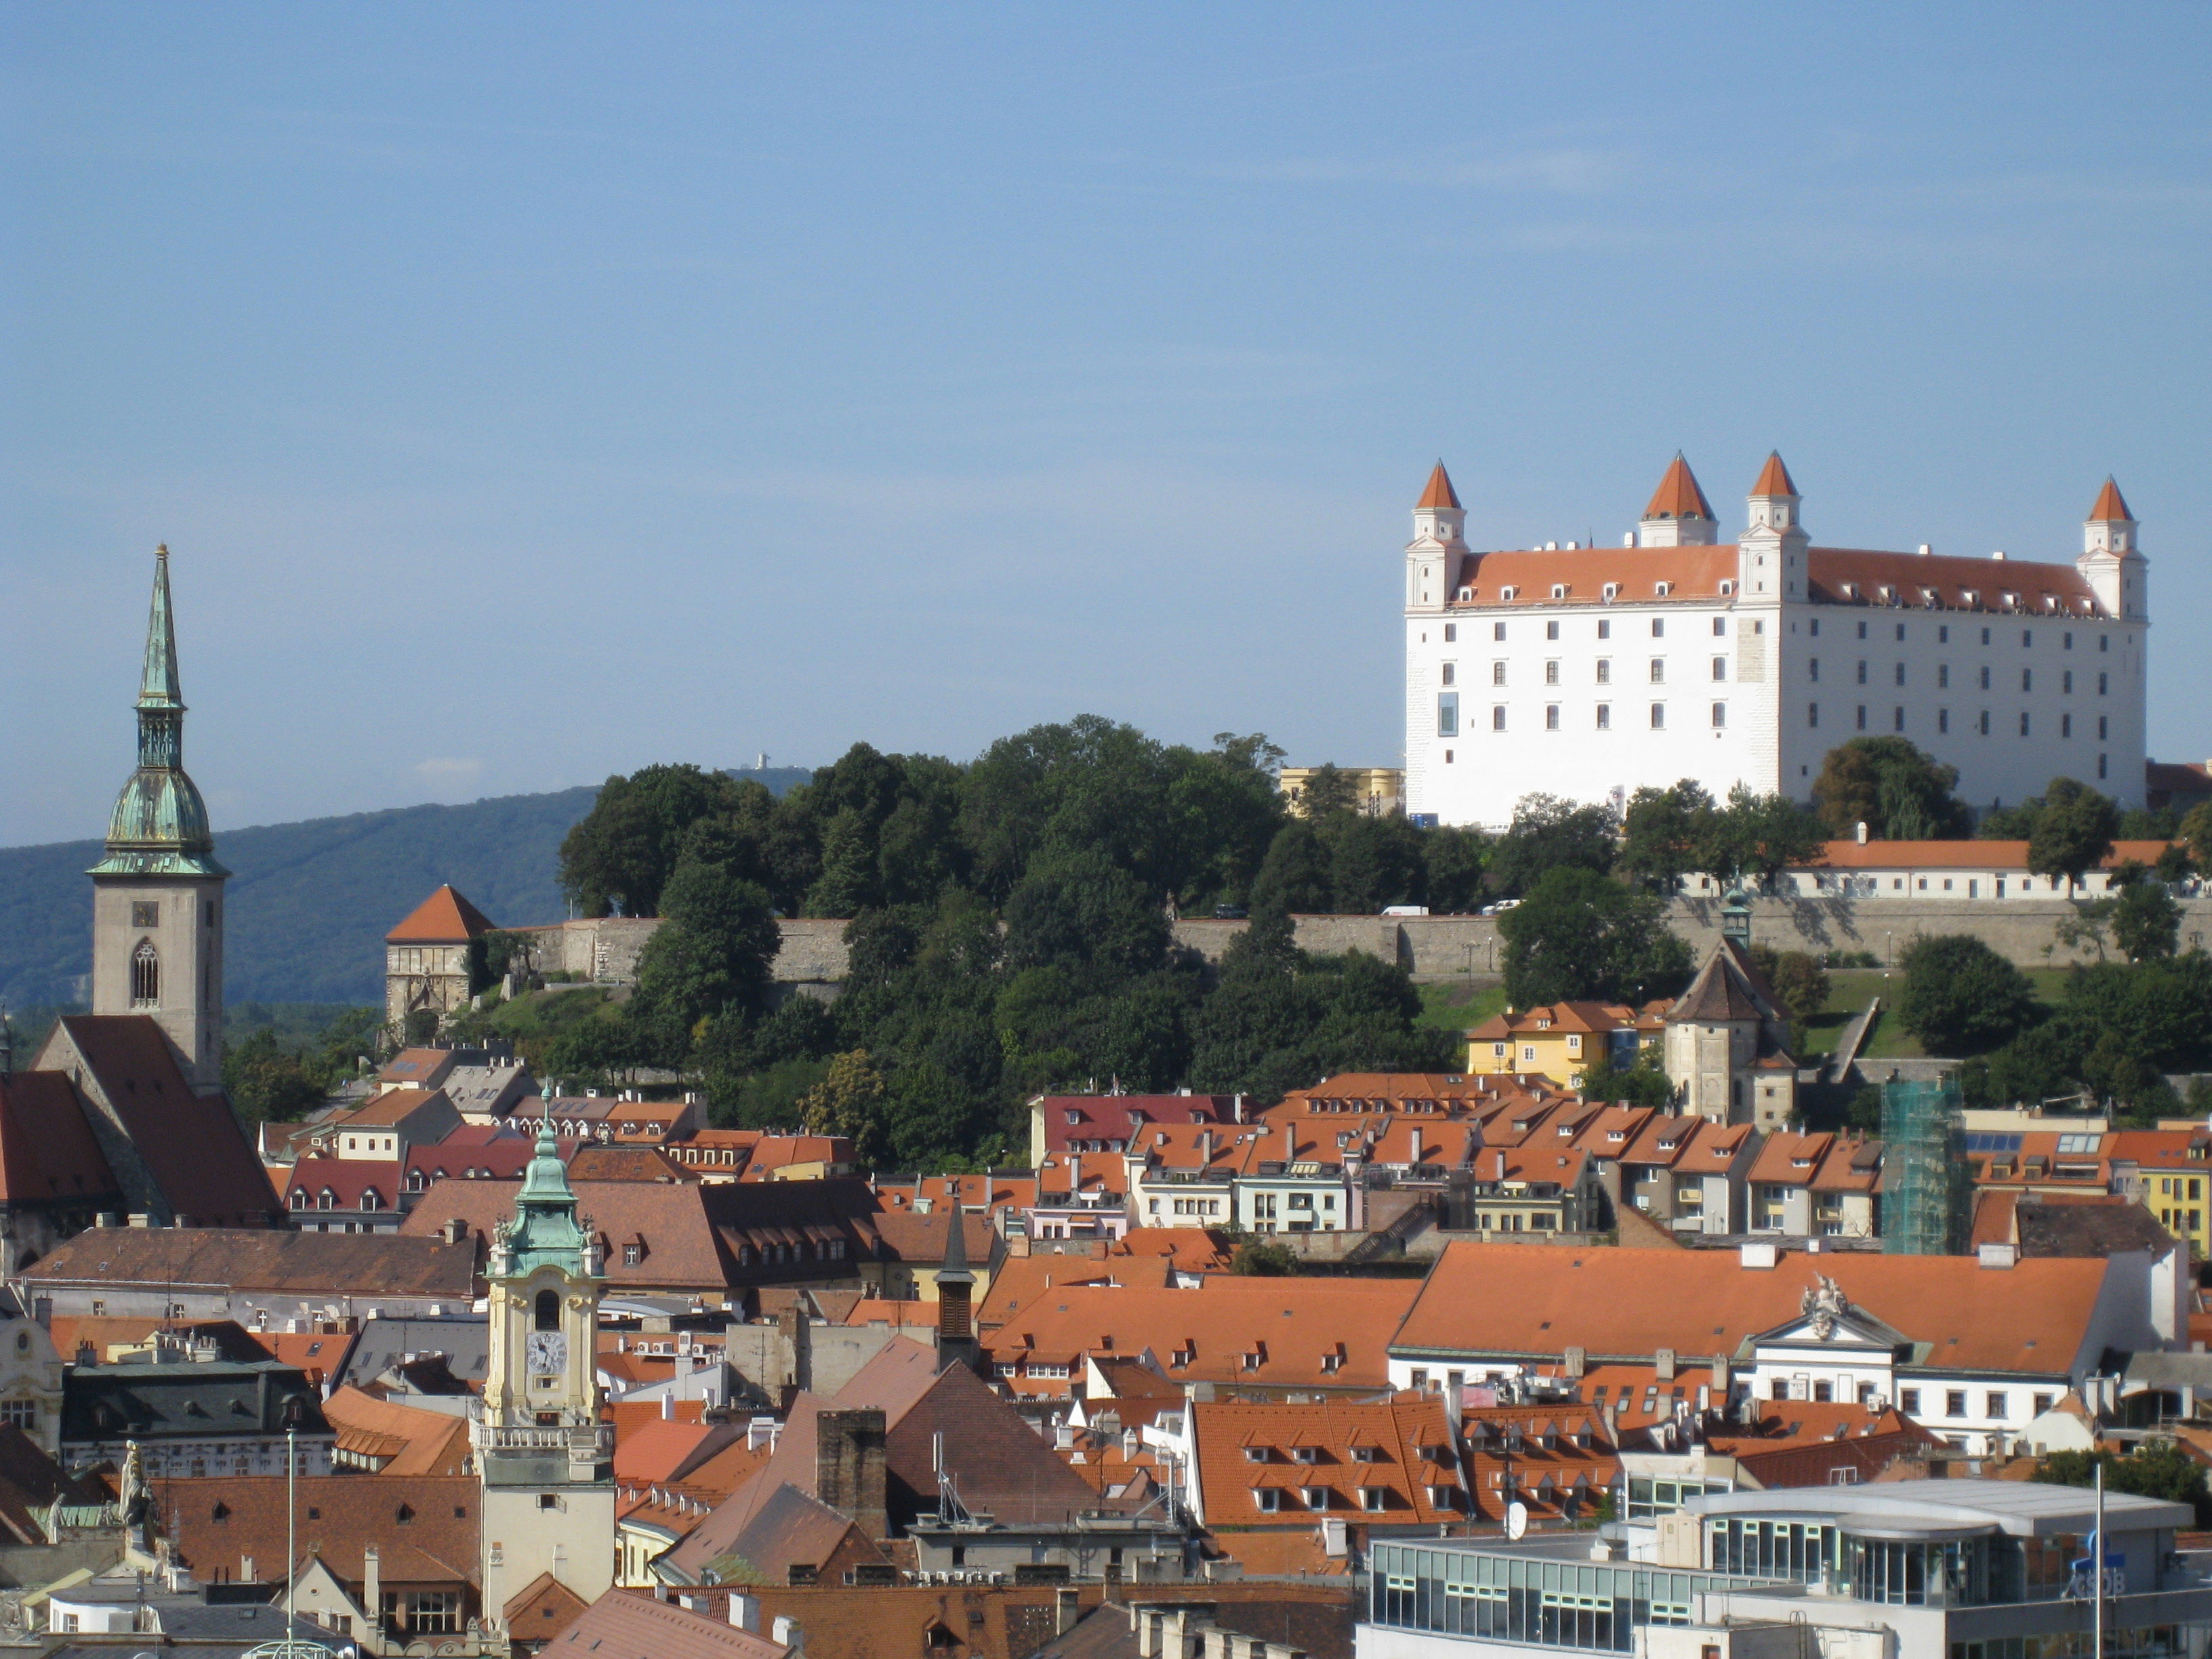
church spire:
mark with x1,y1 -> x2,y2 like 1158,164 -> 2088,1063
138,545 -> 184,716
91,547 -> 225,879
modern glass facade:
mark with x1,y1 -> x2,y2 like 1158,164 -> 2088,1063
1368,1544 -> 1783,1654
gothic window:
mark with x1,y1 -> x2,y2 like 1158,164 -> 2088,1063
131,941 -> 160,1008
534,1289 -> 560,1331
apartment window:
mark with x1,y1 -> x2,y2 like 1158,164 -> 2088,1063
2098,716 -> 2108,739
1981,627 -> 1991,644
1443,623 -> 1456,642
1856,705 -> 1868,730
1980,665 -> 1992,690
1440,662 -> 1456,685
1546,705 -> 1561,731
1711,657 -> 1726,681
1493,621 -> 1507,641
1492,706 -> 1506,732
1595,658 -> 1612,684
1303,1488 -> 1330,1511
1649,659 -> 1665,683
1492,660 -> 1507,686
2099,672 -> 2109,694
1900,1389 -> 1921,1415
2062,714 -> 2072,738
1360,1488 -> 1387,1513
1652,619 -> 1665,637
1938,663 -> 1949,689
1893,662 -> 1906,686
1856,660 -> 1868,684
1896,622 -> 1906,641
2020,712 -> 2031,737
1547,619 -> 1560,640
1938,709 -> 1949,733
2022,668 -> 2032,693
2099,754 -> 2108,779
1810,618 -> 1821,636
1984,1391 -> 2008,1419
1545,659 -> 1560,684
1597,619 -> 1611,639
2023,628 -> 2033,647
1809,657 -> 1820,682
1857,621 -> 1868,639
1711,703 -> 1726,729
1252,1489 -> 1281,1513
1893,707 -> 1904,733
1807,702 -> 1819,728
2064,632 -> 2074,649
1437,694 -> 1458,737
2063,670 -> 2074,693
2033,1393 -> 2055,1416
1978,711 -> 1990,735
1596,704 -> 1612,730
1939,625 -> 1950,643
1650,703 -> 1665,730
1946,1390 -> 1967,1418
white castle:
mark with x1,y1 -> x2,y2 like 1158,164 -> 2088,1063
1402,455 -> 2149,829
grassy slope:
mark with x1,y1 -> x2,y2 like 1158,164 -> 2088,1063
1416,981 -> 1509,1040
1799,966 -> 2075,1063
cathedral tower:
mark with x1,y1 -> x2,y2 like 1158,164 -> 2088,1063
88,548 -> 228,1094
476,1113 -> 615,1626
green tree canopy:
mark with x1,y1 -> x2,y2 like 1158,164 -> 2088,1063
2112,882 -> 2182,962
1811,737 -> 1972,840
1497,867 -> 1692,1008
1618,780 -> 1715,891
2029,778 -> 2121,893
1893,935 -> 2039,1055
558,762 -> 745,917
1488,795 -> 1618,898
2034,1441 -> 2211,1525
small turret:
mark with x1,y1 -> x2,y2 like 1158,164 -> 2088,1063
1637,453 -> 1717,547
1739,452 -> 1808,602
1406,461 -> 1465,611
2078,476 -> 2146,619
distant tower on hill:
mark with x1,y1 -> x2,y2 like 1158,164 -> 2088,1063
384,885 -> 498,1044
87,548 -> 229,1094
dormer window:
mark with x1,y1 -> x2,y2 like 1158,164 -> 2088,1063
1654,581 -> 1673,597
1841,583 -> 1859,600
1293,1445 -> 1322,1465
1243,1446 -> 1269,1463
1550,583 -> 1566,600
1457,586 -> 1473,601
1500,586 -> 1518,602
1719,579 -> 1734,596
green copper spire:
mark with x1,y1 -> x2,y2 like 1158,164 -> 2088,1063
495,1107 -> 594,1278
89,546 -> 228,880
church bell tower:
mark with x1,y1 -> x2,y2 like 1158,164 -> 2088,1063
89,547 -> 229,1094
475,1115 -> 614,1626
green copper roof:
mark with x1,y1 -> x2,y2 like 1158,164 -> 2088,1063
499,1112 -> 592,1277
89,548 -> 228,881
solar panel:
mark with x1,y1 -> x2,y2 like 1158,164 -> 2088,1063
1963,1132 -> 2022,1153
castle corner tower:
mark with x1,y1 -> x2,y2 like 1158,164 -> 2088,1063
88,548 -> 229,1094
476,1115 -> 615,1626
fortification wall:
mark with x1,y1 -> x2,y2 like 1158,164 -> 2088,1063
514,916 -> 851,985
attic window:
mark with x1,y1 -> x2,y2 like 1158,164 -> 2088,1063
211,1502 -> 230,1521
1602,583 -> 1618,602
1292,1445 -> 1322,1465
1457,587 -> 1473,601
1841,583 -> 1859,599
1500,586 -> 1519,602
1550,584 -> 1567,600
396,1503 -> 415,1525
1243,1446 -> 1268,1463
1654,581 -> 1673,597
1719,580 -> 1734,596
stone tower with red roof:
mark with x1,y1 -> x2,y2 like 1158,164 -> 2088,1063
384,884 -> 497,1044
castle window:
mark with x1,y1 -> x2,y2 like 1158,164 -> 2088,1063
535,1289 -> 560,1332
130,941 -> 160,1008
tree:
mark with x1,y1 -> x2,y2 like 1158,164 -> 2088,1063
1002,845 -> 1169,980
799,1049 -> 888,1150
1811,738 -> 1971,840
1750,945 -> 1830,1036
1248,821 -> 1334,919
1422,826 -> 1490,913
627,853 -> 781,1057
1295,764 -> 1359,818
1322,813 -> 1427,913
1617,781 -> 1714,892
558,763 -> 743,917
2028,778 -> 2120,895
1229,1240 -> 1300,1275
2113,882 -> 2182,963
1574,1050 -> 1675,1107
2034,1442 -> 2211,1526
1497,867 -> 1693,1008
1488,795 -> 1618,898
1893,935 -> 2038,1055
222,1027 -> 327,1127
1704,785 -> 1827,888
2181,803 -> 2212,878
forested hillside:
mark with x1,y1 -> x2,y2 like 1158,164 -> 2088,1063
0,770 -> 811,1007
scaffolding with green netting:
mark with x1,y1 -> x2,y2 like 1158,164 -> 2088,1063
1880,1077 -> 1971,1254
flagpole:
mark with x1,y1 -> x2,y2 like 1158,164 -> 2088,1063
2093,1456 -> 2106,1659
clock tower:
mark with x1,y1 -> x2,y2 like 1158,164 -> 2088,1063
475,1115 -> 615,1628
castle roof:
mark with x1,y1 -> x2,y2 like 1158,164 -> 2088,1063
2089,476 -> 2134,523
1750,450 -> 1799,497
386,885 -> 497,944
1642,455 -> 1714,521
1416,462 -> 1461,511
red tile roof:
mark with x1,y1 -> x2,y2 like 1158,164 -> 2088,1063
1751,451 -> 1799,497
2089,478 -> 2133,522
1643,455 -> 1713,521
1416,462 -> 1461,511
1810,839 -> 2174,872
551,1588 -> 787,1659
153,1473 -> 479,1586
1192,1395 -> 1473,1528
1807,548 -> 2101,616
0,1071 -> 119,1204
385,885 -> 497,944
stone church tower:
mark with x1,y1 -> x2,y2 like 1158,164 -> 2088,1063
475,1111 -> 615,1628
87,548 -> 228,1095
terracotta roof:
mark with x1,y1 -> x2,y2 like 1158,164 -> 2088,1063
1393,1241 -> 2117,1376
0,1071 -> 120,1206
24,1224 -> 476,1299
616,1420 -> 722,1486
0,1425 -> 94,1545
1451,544 -> 1736,607
1643,455 -> 1713,521
321,1385 -> 472,1475
2089,477 -> 2134,522
385,885 -> 497,944
868,1210 -> 998,1266
41,1016 -> 281,1226
1416,462 -> 1461,511
284,1155 -> 404,1210
1811,839 -> 2174,872
152,1473 -> 479,1586
1191,1395 -> 1470,1528
551,1588 -> 787,1659
976,1255 -> 1172,1332
880,1357 -> 1109,1525
1668,948 -> 1767,1024
504,1573 -> 590,1643
571,1146 -> 699,1183
1202,1530 -> 1353,1577
984,1278 -> 1420,1393
1751,451 -> 1799,497
693,1479 -> 886,1586
1805,548 -> 2102,616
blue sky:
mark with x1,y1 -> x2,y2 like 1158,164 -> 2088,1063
4,3 -> 2208,845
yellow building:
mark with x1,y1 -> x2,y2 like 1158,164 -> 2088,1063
1465,1001 -> 1666,1088
1279,766 -> 1404,819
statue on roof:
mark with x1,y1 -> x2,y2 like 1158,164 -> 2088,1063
1800,1274 -> 1849,1340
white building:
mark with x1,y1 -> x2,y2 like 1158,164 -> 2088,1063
1404,459 -> 2150,827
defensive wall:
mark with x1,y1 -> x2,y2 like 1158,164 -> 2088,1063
523,893 -> 2212,994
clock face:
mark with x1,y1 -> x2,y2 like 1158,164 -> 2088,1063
526,1330 -> 567,1374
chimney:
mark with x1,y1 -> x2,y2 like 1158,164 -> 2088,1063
1409,1127 -> 1424,1166
1056,1589 -> 1082,1636
813,1409 -> 888,1540
363,1545 -> 382,1638
1654,1349 -> 1676,1382
1855,821 -> 1868,845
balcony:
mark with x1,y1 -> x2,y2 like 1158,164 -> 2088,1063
474,1422 -> 613,1459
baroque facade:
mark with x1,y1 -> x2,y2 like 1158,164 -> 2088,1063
1404,458 -> 2150,827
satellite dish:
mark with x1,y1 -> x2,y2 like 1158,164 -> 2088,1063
1507,1500 -> 1528,1542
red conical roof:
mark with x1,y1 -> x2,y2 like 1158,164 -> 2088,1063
386,884 -> 497,944
1750,451 -> 1799,497
1416,462 -> 1462,511
2087,477 -> 2133,523
1642,453 -> 1714,520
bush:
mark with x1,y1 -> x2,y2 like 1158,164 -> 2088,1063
1893,935 -> 2038,1055
2034,1442 -> 2211,1526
